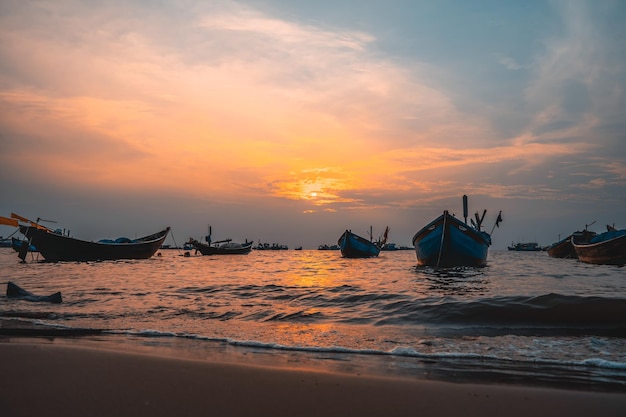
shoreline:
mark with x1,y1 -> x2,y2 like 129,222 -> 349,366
2,318 -> 626,393
1,337 -> 626,417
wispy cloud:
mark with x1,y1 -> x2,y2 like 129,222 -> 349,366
0,0 -> 624,235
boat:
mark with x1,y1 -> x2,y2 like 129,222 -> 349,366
191,239 -> 253,255
412,196 -> 500,267
255,242 -> 288,250
380,243 -> 400,251
18,224 -> 169,262
11,237 -> 37,253
318,244 -> 339,250
571,225 -> 626,265
6,281 -> 62,304
338,227 -> 382,258
507,242 -> 544,251
189,226 -> 252,255
546,229 -> 596,259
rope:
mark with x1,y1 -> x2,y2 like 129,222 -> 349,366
436,213 -> 446,267
168,228 -> 186,256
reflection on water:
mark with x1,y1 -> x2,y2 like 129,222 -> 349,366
2,248 -> 626,390
414,264 -> 488,296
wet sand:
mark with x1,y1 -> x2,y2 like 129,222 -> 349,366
1,340 -> 625,417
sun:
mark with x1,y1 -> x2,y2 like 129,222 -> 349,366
309,192 -> 318,198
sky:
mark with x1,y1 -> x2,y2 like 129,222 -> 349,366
1,0 -> 625,250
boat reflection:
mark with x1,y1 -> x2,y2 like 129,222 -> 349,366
413,265 -> 488,296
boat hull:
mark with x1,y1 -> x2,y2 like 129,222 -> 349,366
338,230 -> 380,258
192,241 -> 253,255
572,231 -> 626,265
546,239 -> 577,258
20,226 -> 169,262
547,230 -> 596,259
412,211 -> 491,267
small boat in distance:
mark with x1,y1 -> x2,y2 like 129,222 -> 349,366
507,242 -> 544,251
11,237 -> 37,253
571,225 -> 626,265
191,239 -> 253,255
412,196 -> 500,267
18,218 -> 169,262
338,227 -> 385,258
547,228 -> 596,259
190,226 -> 252,255
255,242 -> 288,250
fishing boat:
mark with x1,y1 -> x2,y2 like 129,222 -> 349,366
18,224 -> 169,262
571,225 -> 626,265
11,237 -> 37,253
412,196 -> 500,267
189,226 -> 252,255
546,229 -> 596,259
507,242 -> 544,251
255,242 -> 288,250
191,239 -> 253,255
337,229 -> 379,258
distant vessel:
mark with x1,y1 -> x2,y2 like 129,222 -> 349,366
190,226 -> 252,255
255,242 -> 288,250
11,237 -> 37,253
338,229 -> 382,258
380,242 -> 398,251
191,239 -> 253,255
318,244 -> 339,250
507,242 -> 544,251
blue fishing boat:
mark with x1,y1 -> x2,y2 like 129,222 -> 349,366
412,196 -> 500,267
338,229 -> 381,258
11,237 -> 37,253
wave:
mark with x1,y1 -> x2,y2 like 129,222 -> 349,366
375,293 -> 626,330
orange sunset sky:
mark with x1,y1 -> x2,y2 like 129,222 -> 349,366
1,0 -> 625,249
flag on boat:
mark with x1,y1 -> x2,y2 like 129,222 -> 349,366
495,211 -> 503,228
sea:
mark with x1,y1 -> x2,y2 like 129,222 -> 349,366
1,247 -> 625,392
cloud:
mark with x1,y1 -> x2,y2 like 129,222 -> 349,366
0,0 -> 624,240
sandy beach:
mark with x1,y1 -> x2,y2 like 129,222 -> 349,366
1,339 -> 625,417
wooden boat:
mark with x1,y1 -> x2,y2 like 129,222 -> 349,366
190,239 -> 253,255
6,281 -> 62,303
572,226 -> 626,265
189,226 -> 252,255
507,242 -> 543,251
413,210 -> 492,267
18,225 -> 169,262
547,229 -> 596,259
412,197 -> 500,267
338,229 -> 381,258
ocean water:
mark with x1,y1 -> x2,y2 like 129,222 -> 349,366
1,247 -> 626,391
